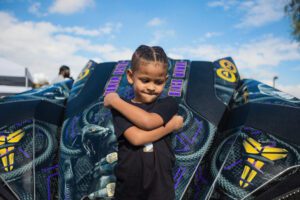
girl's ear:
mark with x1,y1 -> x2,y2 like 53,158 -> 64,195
126,69 -> 134,85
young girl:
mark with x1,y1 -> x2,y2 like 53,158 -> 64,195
104,45 -> 183,200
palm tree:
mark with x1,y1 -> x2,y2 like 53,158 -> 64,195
285,0 -> 300,41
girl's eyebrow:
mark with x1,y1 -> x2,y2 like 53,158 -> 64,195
138,74 -> 166,79
138,76 -> 150,79
139,76 -> 164,80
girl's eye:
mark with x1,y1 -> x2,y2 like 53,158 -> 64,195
141,79 -> 149,83
155,80 -> 164,85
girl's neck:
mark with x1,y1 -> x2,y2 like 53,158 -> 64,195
131,98 -> 143,104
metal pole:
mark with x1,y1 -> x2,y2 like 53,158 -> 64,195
273,76 -> 278,88
25,67 -> 28,88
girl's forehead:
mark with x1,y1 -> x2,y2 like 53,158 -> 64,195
135,62 -> 167,76
136,65 -> 167,78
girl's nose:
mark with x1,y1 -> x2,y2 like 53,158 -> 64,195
147,84 -> 155,92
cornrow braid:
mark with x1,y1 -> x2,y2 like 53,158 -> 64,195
131,45 -> 168,72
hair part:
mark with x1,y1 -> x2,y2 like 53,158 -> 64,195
131,45 -> 168,72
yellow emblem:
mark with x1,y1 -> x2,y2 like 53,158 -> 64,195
216,59 -> 238,83
77,68 -> 90,81
240,137 -> 288,188
0,129 -> 25,171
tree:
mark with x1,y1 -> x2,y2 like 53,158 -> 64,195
285,0 -> 300,42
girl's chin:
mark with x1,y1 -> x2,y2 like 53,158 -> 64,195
138,96 -> 158,103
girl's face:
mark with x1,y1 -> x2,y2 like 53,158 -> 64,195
127,62 -> 167,103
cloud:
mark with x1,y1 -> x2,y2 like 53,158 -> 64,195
60,23 -> 122,37
147,18 -> 164,27
204,32 -> 222,38
208,0 -> 288,28
207,0 -> 238,10
0,11 -> 131,82
150,30 -> 176,45
167,52 -> 184,60
235,36 -> 300,68
49,0 -> 94,15
243,68 -> 277,82
235,0 -> 288,28
168,34 -> 300,98
170,35 -> 300,70
28,2 -> 46,17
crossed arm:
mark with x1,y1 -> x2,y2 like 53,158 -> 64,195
104,93 -> 183,146
104,93 -> 165,130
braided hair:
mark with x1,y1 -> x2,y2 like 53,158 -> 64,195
131,45 -> 168,72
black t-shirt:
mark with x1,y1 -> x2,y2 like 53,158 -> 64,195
111,96 -> 178,200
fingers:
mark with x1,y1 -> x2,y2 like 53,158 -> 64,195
171,115 -> 184,131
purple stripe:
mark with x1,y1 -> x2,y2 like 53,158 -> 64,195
266,141 -> 276,147
106,86 -> 118,90
169,89 -> 181,93
113,70 -> 125,75
116,65 -> 126,68
175,134 -> 190,152
114,69 -> 125,72
175,66 -> 186,70
168,91 -> 181,97
42,164 -> 58,173
224,159 -> 242,170
47,172 -> 59,200
116,64 -> 128,68
171,79 -> 183,82
18,147 -> 30,158
174,73 -> 185,78
171,83 -> 183,87
174,167 -> 186,189
105,88 -> 117,92
171,82 -> 183,85
175,61 -> 187,66
113,72 -> 123,75
110,76 -> 121,80
180,118 -> 203,144
107,84 -> 119,88
117,61 -> 129,65
109,79 -> 121,83
171,85 -> 182,89
195,166 -> 208,184
114,70 -> 125,74
117,63 -> 128,66
170,85 -> 182,89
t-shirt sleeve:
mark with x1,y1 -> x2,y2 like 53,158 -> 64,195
151,96 -> 178,124
111,108 -> 133,138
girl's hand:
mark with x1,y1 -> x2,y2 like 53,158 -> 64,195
104,92 -> 120,108
168,115 -> 184,131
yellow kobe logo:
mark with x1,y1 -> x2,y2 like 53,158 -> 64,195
0,129 -> 25,172
240,137 -> 288,188
77,68 -> 90,81
216,59 -> 238,83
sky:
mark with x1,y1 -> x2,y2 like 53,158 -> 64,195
0,0 -> 300,98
